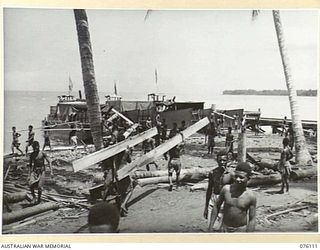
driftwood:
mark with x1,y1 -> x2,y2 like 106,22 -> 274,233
2,202 -> 60,225
265,206 -> 309,220
3,192 -> 28,203
290,168 -> 317,181
137,168 -> 211,187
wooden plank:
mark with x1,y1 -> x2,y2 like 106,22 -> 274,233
107,113 -> 118,122
72,127 -> 158,172
117,117 -> 210,180
123,123 -> 139,138
111,108 -> 134,125
41,128 -> 91,131
212,111 -> 234,120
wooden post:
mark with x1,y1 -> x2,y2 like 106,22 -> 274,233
117,117 -> 210,180
237,132 -> 247,163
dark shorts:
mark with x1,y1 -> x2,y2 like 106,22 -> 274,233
12,141 -> 21,148
168,158 -> 181,174
27,140 -> 34,147
44,137 -> 50,146
208,136 -> 215,147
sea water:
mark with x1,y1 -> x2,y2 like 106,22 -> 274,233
3,90 -> 318,154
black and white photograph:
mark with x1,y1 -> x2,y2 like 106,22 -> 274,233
2,8 -> 318,234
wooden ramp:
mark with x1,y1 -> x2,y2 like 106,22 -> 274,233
246,117 -> 317,131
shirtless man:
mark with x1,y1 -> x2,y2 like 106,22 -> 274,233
225,127 -> 234,154
28,141 -> 53,204
42,121 -> 52,151
277,137 -> 294,194
25,125 -> 35,155
204,150 -> 229,229
11,126 -> 24,155
209,162 -> 256,232
167,123 -> 182,191
205,122 -> 217,155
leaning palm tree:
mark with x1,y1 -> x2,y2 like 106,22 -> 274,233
253,10 -> 312,165
74,9 -> 103,151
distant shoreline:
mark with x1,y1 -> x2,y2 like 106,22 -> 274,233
223,89 -> 317,97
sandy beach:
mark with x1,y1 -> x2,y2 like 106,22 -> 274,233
2,129 -> 318,234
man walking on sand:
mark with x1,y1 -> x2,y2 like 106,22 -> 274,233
277,137 -> 294,194
205,121 -> 217,155
25,125 -> 35,155
28,141 -> 53,204
11,126 -> 24,155
167,122 -> 182,192
208,162 -> 256,232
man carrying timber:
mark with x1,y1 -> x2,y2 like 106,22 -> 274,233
208,162 -> 256,232
100,134 -> 135,217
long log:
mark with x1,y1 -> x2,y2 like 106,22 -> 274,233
4,192 -> 28,203
189,173 -> 282,190
290,168 -> 317,181
265,206 -> 309,220
2,202 -> 60,225
72,127 -> 158,172
117,117 -> 210,180
247,172 -> 281,187
137,168 -> 211,187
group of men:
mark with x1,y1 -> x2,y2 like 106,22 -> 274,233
11,123 -> 53,157
11,125 -> 36,156
11,116 -> 257,233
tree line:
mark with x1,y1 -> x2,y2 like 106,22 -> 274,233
223,89 -> 317,96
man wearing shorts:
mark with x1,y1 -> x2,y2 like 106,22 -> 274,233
167,123 -> 182,192
25,125 -> 35,155
11,126 -> 23,155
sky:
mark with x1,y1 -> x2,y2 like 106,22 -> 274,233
4,9 -> 319,99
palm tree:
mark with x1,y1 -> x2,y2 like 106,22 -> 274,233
74,9 -> 103,151
271,10 -> 312,165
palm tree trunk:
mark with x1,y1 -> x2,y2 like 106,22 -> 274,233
272,10 -> 312,165
74,9 -> 103,151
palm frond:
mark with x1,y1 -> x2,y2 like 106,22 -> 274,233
252,10 -> 260,21
144,10 -> 152,22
